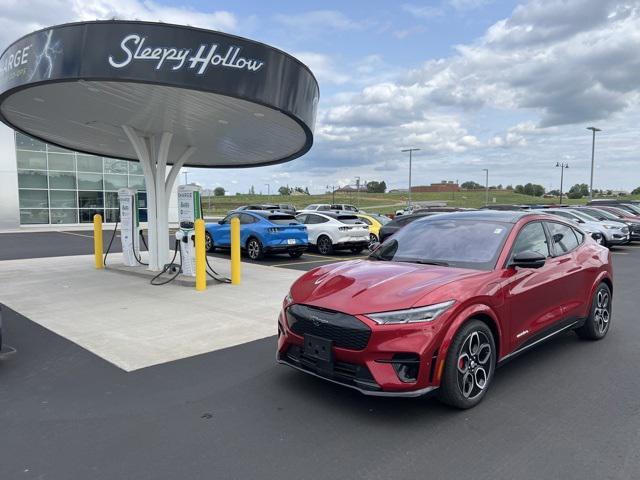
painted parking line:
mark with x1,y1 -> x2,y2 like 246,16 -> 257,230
57,230 -> 95,239
611,251 -> 629,255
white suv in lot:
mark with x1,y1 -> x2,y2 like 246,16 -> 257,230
303,204 -> 361,213
295,212 -> 369,255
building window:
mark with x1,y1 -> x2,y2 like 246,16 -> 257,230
18,170 -> 48,189
104,174 -> 128,191
76,154 -> 103,172
49,171 -> 76,189
17,150 -> 47,170
50,209 -> 78,224
15,132 -> 148,225
77,172 -> 103,190
20,209 -> 49,224
50,190 -> 77,208
18,189 -> 48,208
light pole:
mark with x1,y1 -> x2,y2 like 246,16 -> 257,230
182,169 -> 189,184
556,162 -> 569,204
264,183 -> 270,202
587,127 -> 601,201
482,168 -> 489,205
355,176 -> 360,208
401,148 -> 420,210
326,185 -> 336,204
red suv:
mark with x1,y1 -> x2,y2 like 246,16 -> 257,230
277,211 -> 613,409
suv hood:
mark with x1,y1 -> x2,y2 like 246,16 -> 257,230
290,260 -> 485,315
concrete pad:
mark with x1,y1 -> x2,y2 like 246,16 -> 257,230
0,253 -> 302,371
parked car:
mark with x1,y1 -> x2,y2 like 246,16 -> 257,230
379,211 -> 443,242
303,204 -> 360,213
277,210 -> 613,408
541,208 -> 617,246
575,206 -> 640,241
354,213 -> 391,246
295,212 -> 369,255
587,200 -> 640,216
205,211 -> 308,260
273,203 -> 297,215
229,204 -> 280,214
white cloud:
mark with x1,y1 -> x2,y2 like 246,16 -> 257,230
449,0 -> 493,11
293,52 -> 351,85
273,10 -> 368,32
401,4 -> 443,19
0,0 -> 237,50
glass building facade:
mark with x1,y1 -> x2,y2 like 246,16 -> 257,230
15,132 -> 147,224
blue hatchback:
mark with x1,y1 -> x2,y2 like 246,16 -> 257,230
205,211 -> 308,260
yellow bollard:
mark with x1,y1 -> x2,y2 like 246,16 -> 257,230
194,219 -> 207,291
93,214 -> 104,269
231,217 -> 241,285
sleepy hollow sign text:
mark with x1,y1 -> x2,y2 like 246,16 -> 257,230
108,34 -> 265,74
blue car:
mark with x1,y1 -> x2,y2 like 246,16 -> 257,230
205,211 -> 308,260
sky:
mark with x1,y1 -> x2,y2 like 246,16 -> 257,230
1,0 -> 639,194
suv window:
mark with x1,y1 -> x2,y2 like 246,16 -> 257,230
546,221 -> 579,255
222,213 -> 239,224
317,205 -> 331,211
358,216 -> 372,225
307,214 -> 329,224
511,222 -> 550,259
239,213 -> 256,224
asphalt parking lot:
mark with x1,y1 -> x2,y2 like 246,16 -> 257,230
0,229 -> 368,269
0,232 -> 639,479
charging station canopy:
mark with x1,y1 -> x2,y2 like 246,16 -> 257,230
0,21 -> 319,271
0,20 -> 319,168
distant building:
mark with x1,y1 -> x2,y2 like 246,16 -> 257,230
411,181 -> 460,193
335,185 -> 367,193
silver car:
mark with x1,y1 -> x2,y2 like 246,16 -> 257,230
544,208 -> 629,247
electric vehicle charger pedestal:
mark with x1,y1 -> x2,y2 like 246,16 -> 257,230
118,188 -> 141,267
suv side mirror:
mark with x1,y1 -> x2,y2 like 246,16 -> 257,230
510,251 -> 546,269
218,220 -> 224,224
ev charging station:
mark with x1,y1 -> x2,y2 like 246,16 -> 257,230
0,20 -> 319,277
118,188 -> 140,267
176,184 -> 202,277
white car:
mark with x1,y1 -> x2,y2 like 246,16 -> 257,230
295,212 -> 369,255
303,203 -> 361,213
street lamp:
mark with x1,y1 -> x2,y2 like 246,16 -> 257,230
326,185 -> 336,204
264,183 -> 270,201
482,168 -> 489,205
586,127 -> 601,201
182,169 -> 189,184
401,148 -> 420,210
556,162 -> 569,204
354,176 -> 361,208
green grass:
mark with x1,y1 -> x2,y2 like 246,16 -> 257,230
201,191 -> 640,216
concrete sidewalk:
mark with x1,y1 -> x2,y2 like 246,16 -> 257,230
0,253 -> 301,371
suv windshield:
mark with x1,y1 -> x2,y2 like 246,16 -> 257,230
370,218 -> 512,270
578,207 -> 620,221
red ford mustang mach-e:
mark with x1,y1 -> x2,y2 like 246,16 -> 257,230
277,211 -> 613,409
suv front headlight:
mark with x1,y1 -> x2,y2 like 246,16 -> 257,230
366,300 -> 455,325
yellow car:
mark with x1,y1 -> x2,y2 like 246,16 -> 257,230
354,213 -> 392,246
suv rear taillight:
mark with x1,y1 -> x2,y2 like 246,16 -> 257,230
339,226 -> 351,231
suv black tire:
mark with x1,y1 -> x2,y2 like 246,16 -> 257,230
246,237 -> 264,260
575,283 -> 612,340
438,319 -> 496,409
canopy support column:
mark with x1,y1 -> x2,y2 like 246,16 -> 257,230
122,125 -> 195,271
